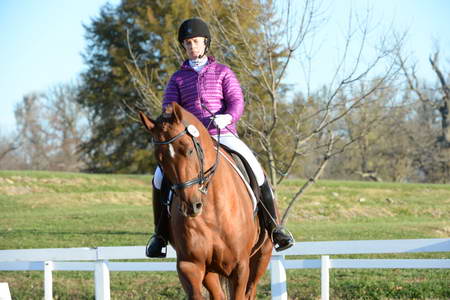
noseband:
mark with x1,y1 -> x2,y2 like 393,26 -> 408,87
153,121 -> 219,195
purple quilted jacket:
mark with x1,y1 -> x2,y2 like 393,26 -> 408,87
163,56 -> 244,136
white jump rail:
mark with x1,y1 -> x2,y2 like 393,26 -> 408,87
0,238 -> 449,300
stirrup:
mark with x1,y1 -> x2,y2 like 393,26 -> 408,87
145,234 -> 168,258
270,226 -> 295,252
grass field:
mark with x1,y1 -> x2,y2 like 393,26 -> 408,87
0,170 -> 449,299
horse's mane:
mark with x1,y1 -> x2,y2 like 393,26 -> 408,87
156,103 -> 210,137
155,112 -> 174,124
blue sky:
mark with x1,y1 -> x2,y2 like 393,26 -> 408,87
0,0 -> 120,134
0,0 -> 449,135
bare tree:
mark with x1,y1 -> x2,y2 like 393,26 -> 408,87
12,83 -> 88,171
44,83 -> 89,171
398,50 -> 450,145
0,135 -> 19,161
397,49 -> 450,182
14,93 -> 52,170
126,0 -> 405,224
0,129 -> 22,169
330,87 -> 417,182
200,0 -> 403,223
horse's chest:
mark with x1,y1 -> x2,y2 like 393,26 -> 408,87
210,247 -> 241,275
173,228 -> 241,272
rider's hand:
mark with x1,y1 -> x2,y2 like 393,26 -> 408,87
213,114 -> 232,129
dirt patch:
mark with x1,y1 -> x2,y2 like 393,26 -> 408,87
0,177 -> 15,184
338,206 -> 395,218
434,226 -> 450,237
0,185 -> 49,196
83,191 -> 150,206
15,191 -> 151,208
2,175 -> 92,186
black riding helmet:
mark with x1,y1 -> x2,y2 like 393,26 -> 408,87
178,18 -> 211,53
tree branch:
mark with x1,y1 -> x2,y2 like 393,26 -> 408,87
281,132 -> 335,225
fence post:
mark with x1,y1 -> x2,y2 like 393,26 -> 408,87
95,260 -> 110,300
270,255 -> 288,300
0,282 -> 12,300
321,255 -> 330,300
44,261 -> 54,300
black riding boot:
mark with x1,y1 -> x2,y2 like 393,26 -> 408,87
260,180 -> 294,251
145,181 -> 170,258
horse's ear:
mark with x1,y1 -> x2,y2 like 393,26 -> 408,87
138,112 -> 155,131
172,102 -> 183,123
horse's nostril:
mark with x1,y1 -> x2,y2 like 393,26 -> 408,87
187,200 -> 203,217
191,201 -> 203,215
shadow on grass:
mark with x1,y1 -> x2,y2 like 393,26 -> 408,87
3,229 -> 149,236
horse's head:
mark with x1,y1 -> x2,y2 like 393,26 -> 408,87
139,102 -> 216,217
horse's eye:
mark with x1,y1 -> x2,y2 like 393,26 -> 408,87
187,149 -> 194,156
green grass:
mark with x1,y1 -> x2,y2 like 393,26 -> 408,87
1,170 -> 449,299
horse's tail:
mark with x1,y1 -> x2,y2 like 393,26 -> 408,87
200,276 -> 234,299
220,275 -> 234,300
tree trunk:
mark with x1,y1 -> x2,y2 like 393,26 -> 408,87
439,100 -> 450,146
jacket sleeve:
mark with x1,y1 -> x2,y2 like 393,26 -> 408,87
162,74 -> 180,110
222,68 -> 244,123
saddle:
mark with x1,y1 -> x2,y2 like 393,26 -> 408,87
219,144 -> 261,207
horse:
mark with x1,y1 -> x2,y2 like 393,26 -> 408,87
139,102 -> 273,300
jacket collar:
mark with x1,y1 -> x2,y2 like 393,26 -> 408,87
181,56 -> 216,71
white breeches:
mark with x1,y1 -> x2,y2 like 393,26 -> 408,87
153,133 -> 265,189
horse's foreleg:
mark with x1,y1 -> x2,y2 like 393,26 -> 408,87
246,240 -> 273,299
177,260 -> 206,300
203,272 -> 226,300
231,260 -> 251,300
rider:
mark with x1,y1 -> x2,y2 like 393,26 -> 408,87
146,18 -> 294,258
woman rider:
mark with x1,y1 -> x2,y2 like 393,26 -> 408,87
146,18 -> 294,258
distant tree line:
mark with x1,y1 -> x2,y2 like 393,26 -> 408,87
1,0 -> 449,185
1,83 -> 87,171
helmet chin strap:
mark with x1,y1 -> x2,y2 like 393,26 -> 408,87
197,38 -> 209,59
185,38 -> 209,62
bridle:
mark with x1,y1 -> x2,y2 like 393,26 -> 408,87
153,120 -> 220,195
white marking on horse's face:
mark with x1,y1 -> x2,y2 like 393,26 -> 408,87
169,144 -> 176,158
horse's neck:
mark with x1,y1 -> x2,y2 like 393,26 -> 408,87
211,149 -> 254,209
202,137 -> 220,166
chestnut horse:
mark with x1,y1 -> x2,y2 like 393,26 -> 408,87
139,102 -> 273,300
